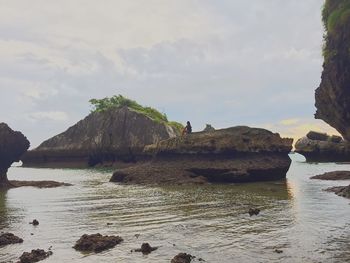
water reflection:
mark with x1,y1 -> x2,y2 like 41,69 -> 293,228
0,190 -> 8,228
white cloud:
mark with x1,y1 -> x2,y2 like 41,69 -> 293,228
27,111 -> 69,122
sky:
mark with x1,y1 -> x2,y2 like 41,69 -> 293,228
0,0 -> 339,148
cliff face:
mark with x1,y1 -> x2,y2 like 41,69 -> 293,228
22,107 -> 179,167
0,123 -> 30,187
315,0 -> 350,140
111,126 -> 293,184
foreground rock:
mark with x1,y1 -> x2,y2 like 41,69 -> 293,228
325,185 -> 350,199
18,249 -> 52,263
315,2 -> 350,141
0,233 -> 23,246
22,107 -> 179,168
133,243 -> 158,254
10,180 -> 72,188
311,171 -> 350,180
73,233 -> 123,253
295,131 -> 350,162
111,126 -> 293,184
0,123 -> 30,187
171,253 -> 195,263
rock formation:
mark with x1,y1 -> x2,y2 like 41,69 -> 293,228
295,131 -> 350,162
110,126 -> 293,184
326,185 -> 350,199
0,123 -> 30,187
18,249 -> 53,263
311,171 -> 350,180
73,233 -> 123,253
315,1 -> 350,141
22,107 -> 179,168
0,233 -> 23,246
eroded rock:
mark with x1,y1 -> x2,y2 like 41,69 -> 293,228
17,249 -> 52,263
171,253 -> 195,263
73,233 -> 123,253
325,185 -> 350,199
311,171 -> 350,180
0,233 -> 23,246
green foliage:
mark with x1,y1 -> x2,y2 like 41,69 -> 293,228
322,0 -> 350,33
89,95 -> 183,131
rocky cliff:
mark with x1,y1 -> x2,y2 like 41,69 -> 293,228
0,123 -> 30,187
111,126 -> 293,184
22,107 -> 179,168
315,1 -> 350,140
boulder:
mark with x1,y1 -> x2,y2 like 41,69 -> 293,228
73,233 -> 123,253
171,253 -> 195,263
306,131 -> 329,141
0,233 -> 23,246
133,243 -> 158,254
315,2 -> 350,141
111,126 -> 293,184
18,249 -> 52,263
202,124 -> 215,132
0,123 -> 30,187
325,185 -> 350,199
295,134 -> 350,162
22,107 -> 179,168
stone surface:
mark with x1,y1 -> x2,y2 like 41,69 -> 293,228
311,171 -> 350,180
22,107 -> 179,168
171,253 -> 195,263
0,123 -> 30,187
325,185 -> 350,199
315,1 -> 350,141
18,249 -> 52,263
10,180 -> 72,188
73,233 -> 123,253
0,233 -> 23,246
111,126 -> 293,184
295,133 -> 350,162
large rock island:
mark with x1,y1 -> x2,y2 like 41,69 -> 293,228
0,123 -> 30,187
111,126 -> 293,184
22,106 -> 180,168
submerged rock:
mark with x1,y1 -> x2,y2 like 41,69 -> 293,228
22,107 -> 179,168
10,180 -> 72,188
248,208 -> 260,216
325,185 -> 350,199
311,171 -> 350,180
133,243 -> 158,254
30,219 -> 39,226
73,233 -> 123,253
111,126 -> 293,184
18,249 -> 52,263
0,123 -> 30,187
315,1 -> 350,141
171,253 -> 195,263
295,132 -> 350,162
0,233 -> 23,246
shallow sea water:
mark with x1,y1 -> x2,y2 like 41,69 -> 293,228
0,153 -> 349,263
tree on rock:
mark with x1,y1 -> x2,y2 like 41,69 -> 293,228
0,123 -> 30,187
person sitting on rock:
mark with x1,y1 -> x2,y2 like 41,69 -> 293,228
182,121 -> 192,135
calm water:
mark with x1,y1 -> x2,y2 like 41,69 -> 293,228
0,154 -> 349,263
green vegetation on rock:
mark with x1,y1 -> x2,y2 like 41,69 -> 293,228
89,95 -> 184,131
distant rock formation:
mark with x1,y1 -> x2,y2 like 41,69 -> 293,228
22,107 -> 180,168
315,1 -> 350,141
202,124 -> 215,132
110,126 -> 293,184
295,131 -> 350,162
0,123 -> 30,187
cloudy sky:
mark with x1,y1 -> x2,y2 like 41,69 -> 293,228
0,0 -> 337,147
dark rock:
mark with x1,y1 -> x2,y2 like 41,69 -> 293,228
22,107 -> 179,168
330,135 -> 343,143
73,233 -> 123,253
133,243 -> 158,254
306,131 -> 329,141
18,249 -> 53,263
274,249 -> 283,254
111,126 -> 293,184
315,2 -> 350,141
171,253 -> 195,263
30,220 -> 39,226
0,123 -> 30,187
0,233 -> 23,246
311,171 -> 350,180
10,180 -> 72,188
295,135 -> 350,162
325,185 -> 350,199
248,208 -> 260,216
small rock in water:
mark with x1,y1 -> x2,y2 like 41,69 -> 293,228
134,234 -> 140,239
248,208 -> 260,216
29,219 -> 39,226
106,223 -> 113,226
274,249 -> 283,254
0,233 -> 23,246
73,233 -> 123,253
18,249 -> 53,263
133,243 -> 158,255
171,253 -> 195,263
